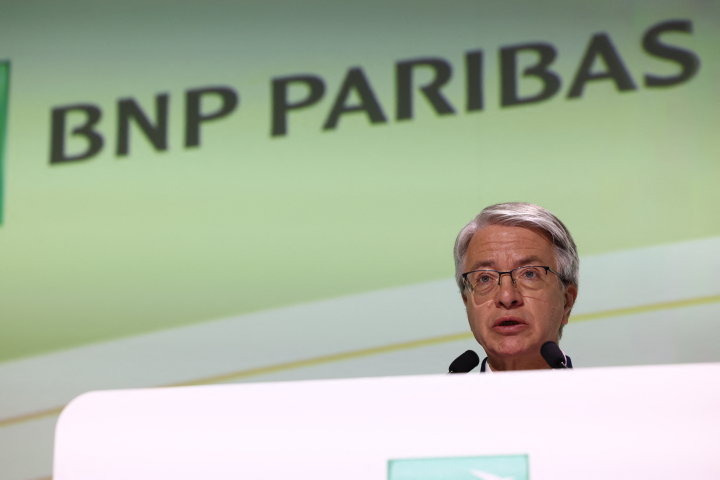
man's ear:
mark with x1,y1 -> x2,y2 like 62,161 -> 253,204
561,284 -> 578,325
461,292 -> 468,307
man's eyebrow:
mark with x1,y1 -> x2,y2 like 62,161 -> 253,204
468,260 -> 495,270
467,256 -> 545,272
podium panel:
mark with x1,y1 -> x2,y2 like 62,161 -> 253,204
54,364 -> 720,480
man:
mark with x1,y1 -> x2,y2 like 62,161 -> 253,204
453,202 -> 579,372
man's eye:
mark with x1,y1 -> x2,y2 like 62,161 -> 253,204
478,275 -> 492,283
520,268 -> 543,280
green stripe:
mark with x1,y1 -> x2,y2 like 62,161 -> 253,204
0,61 -> 9,225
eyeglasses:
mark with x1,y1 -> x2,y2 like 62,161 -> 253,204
462,266 -> 566,300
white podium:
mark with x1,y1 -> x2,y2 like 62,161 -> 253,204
54,364 -> 720,480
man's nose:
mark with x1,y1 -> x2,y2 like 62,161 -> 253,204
495,274 -> 523,307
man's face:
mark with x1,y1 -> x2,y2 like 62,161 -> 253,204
463,224 -> 577,369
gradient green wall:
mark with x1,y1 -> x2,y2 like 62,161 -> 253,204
2,2 -> 720,479
1,0 -> 718,358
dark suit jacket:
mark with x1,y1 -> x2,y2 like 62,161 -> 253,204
480,355 -> 573,372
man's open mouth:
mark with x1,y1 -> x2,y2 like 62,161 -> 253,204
493,317 -> 526,329
499,320 -> 521,326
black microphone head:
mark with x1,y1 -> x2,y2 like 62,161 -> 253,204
448,350 -> 480,373
541,341 -> 567,369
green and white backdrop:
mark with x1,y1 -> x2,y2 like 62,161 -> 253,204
1,0 -> 719,478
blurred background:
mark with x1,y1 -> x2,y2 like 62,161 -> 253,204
1,0 -> 719,478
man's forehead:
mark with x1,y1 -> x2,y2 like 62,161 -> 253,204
465,224 -> 555,267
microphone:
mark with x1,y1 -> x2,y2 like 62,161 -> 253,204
541,341 -> 568,369
448,350 -> 480,373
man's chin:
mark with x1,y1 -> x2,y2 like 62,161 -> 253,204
486,338 -> 535,359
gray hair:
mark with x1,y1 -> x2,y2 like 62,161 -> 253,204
453,202 -> 579,293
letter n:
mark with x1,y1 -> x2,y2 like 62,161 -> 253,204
116,94 -> 169,156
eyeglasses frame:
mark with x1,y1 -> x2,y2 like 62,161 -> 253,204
462,265 -> 567,294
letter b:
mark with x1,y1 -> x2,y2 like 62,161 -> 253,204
500,43 -> 561,107
50,105 -> 104,164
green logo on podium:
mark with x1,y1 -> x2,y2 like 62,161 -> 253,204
388,454 -> 529,480
0,60 -> 9,225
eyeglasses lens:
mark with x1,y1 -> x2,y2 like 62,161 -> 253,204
467,266 -> 550,298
